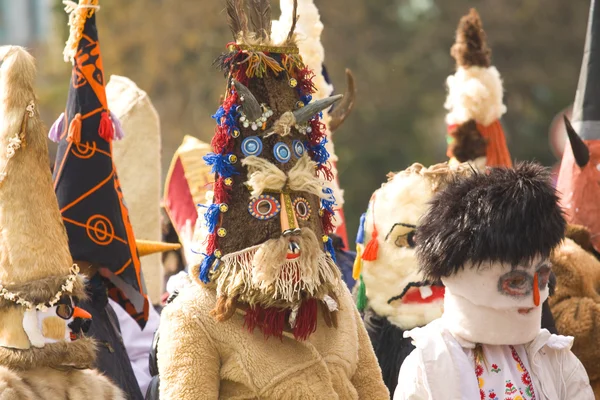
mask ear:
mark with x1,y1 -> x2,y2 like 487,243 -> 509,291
22,309 -> 45,348
0,307 -> 31,349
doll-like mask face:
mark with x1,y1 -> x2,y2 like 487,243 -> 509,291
22,295 -> 92,349
442,256 -> 551,315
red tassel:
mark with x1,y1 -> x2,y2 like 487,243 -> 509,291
211,125 -> 233,153
98,111 -> 114,142
67,113 -> 82,143
361,194 -> 379,261
293,299 -> 318,341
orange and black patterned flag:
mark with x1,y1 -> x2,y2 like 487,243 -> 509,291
50,2 -> 149,328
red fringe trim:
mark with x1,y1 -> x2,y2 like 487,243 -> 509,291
296,67 -> 317,96
243,305 -> 288,340
206,233 -> 217,255
98,111 -> 114,142
293,299 -> 318,341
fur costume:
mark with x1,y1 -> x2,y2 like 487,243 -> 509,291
156,1 -> 388,398
396,163 -> 593,399
353,162 -> 472,397
0,45 -> 123,400
444,9 -> 511,169
550,226 -> 600,397
272,0 -> 356,245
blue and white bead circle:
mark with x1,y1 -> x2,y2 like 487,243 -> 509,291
241,136 -> 263,157
273,142 -> 291,163
292,140 -> 305,158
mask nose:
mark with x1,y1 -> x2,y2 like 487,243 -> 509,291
533,272 -> 540,307
279,192 -> 300,236
73,307 -> 91,320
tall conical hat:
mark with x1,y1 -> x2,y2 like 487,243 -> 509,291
108,74 -> 168,304
196,0 -> 343,340
557,0 -> 600,253
0,46 -> 91,362
163,135 -> 213,241
50,1 -> 149,328
272,0 -> 357,247
444,9 -> 511,169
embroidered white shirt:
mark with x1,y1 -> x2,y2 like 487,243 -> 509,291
464,344 -> 536,400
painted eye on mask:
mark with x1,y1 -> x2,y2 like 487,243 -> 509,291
56,295 -> 74,320
498,270 -> 533,297
395,231 -> 416,248
536,264 -> 552,290
293,197 -> 312,220
248,195 -> 281,220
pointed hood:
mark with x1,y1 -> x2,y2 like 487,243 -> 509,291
0,46 -> 90,361
51,1 -> 149,328
444,8 -> 511,169
556,0 -> 600,253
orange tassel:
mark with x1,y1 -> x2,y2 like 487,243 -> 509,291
98,111 -> 114,142
67,113 -> 82,143
361,228 -> 379,261
533,272 -> 540,306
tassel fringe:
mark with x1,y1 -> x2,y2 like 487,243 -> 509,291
356,275 -> 367,311
98,111 -> 114,142
48,113 -> 65,143
67,113 -> 82,143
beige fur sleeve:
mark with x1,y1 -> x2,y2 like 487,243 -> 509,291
158,300 -> 220,400
0,367 -> 35,400
350,307 -> 390,398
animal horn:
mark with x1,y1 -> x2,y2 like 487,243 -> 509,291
233,80 -> 263,122
293,94 -> 343,125
329,69 -> 356,132
564,115 -> 590,168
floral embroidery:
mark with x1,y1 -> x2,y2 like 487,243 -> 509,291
488,389 -> 497,399
480,389 -> 486,400
491,364 -> 502,373
510,345 -> 536,400
505,381 -> 518,395
476,364 -> 484,377
521,373 -> 531,386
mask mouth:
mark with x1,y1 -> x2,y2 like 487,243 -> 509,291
68,317 -> 92,338
387,281 -> 445,305
518,307 -> 535,315
286,240 -> 301,260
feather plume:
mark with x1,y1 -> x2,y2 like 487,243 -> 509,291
259,0 -> 272,39
226,0 -> 242,39
248,0 -> 262,36
237,0 -> 249,39
451,8 -> 491,68
287,0 -> 298,44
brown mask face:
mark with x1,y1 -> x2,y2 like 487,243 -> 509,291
199,47 -> 342,311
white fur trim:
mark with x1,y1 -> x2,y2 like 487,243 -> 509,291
445,66 -> 506,126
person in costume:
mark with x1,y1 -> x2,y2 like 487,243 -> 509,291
0,45 -> 124,400
548,1 -> 600,395
49,2 -> 176,398
444,8 -> 559,334
395,163 -> 593,400
444,8 -> 511,170
353,162 -> 471,398
156,1 -> 389,398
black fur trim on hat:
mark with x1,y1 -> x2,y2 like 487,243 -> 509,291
416,162 -> 565,280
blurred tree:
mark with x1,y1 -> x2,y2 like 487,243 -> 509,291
38,0 -> 589,243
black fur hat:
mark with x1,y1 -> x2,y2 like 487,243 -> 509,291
416,162 -> 565,280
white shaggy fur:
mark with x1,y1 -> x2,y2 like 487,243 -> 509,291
361,172 -> 444,330
445,65 -> 506,126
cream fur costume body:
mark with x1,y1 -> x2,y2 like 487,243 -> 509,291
355,162 -> 470,397
0,45 -> 123,400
